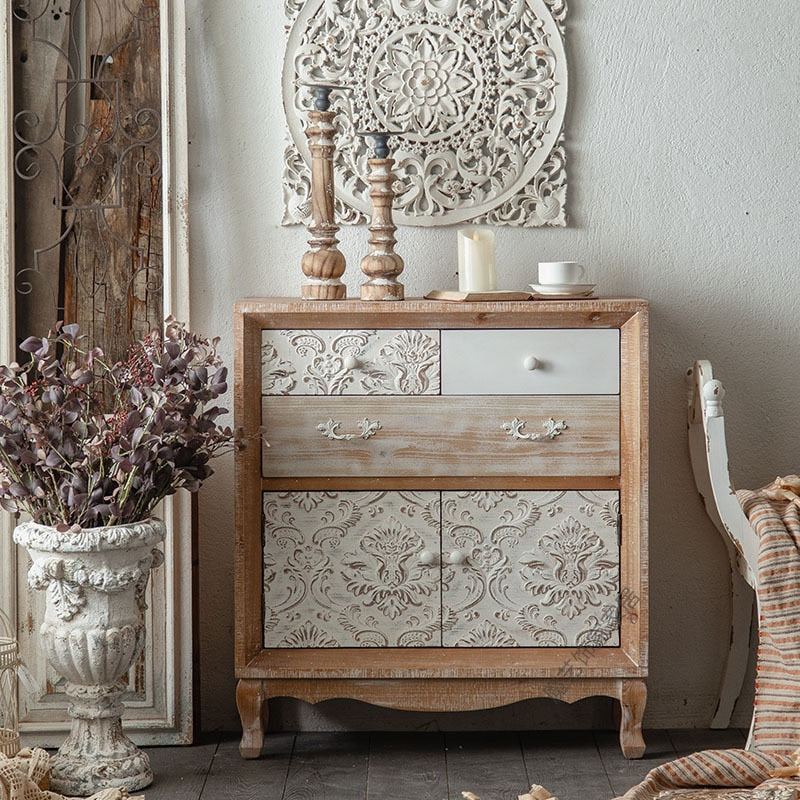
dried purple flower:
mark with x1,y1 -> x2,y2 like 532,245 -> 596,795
0,318 -> 236,531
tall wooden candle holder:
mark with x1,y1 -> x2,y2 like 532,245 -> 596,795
301,84 -> 346,300
358,131 -> 404,301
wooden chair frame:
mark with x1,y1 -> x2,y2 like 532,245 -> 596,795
687,360 -> 759,739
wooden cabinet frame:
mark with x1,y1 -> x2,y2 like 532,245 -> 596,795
0,0 -> 194,745
234,298 -> 649,758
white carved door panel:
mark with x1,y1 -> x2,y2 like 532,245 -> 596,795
262,491 -> 442,648
441,490 -> 621,648
261,329 -> 441,396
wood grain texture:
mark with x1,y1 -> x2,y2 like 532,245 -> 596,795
143,739 -> 218,800
62,0 -> 163,362
203,734 -> 295,800
235,298 -> 649,758
262,395 -> 620,477
366,733 -> 447,800
283,732 -> 369,800
521,730 -> 614,800
445,731 -> 530,800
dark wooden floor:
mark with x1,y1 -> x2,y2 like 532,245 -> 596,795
142,728 -> 747,800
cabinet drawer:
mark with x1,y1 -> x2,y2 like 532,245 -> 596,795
262,395 -> 620,477
441,329 -> 619,395
262,329 -> 440,395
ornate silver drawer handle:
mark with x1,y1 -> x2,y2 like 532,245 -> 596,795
317,417 -> 382,441
501,417 -> 567,441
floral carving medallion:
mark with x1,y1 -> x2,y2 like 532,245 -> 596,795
282,0 -> 568,226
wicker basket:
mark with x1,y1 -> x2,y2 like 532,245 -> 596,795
0,609 -> 19,757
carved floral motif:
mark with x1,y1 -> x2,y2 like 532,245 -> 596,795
442,491 -> 621,647
283,0 -> 568,227
261,329 -> 440,395
263,491 -> 441,647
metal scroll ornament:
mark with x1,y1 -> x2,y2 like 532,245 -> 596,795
502,417 -> 567,441
317,417 -> 382,440
283,0 -> 568,227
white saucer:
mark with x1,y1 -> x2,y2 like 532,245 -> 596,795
529,283 -> 596,297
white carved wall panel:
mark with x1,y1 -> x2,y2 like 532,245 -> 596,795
442,490 -> 621,647
282,0 -> 568,227
262,329 -> 441,395
262,491 -> 442,647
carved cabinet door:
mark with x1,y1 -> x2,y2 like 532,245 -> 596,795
263,491 -> 442,648
441,491 -> 622,648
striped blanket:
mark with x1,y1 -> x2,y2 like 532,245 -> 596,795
615,480 -> 800,799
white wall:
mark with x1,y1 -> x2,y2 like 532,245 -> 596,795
185,0 -> 800,732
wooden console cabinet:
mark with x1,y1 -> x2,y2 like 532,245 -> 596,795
234,298 -> 649,757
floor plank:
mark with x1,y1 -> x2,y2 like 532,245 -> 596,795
521,730 -> 614,800
282,732 -> 370,800
144,739 -> 219,800
200,733 -> 295,800
668,727 -> 748,756
595,728 -> 677,797
444,732 -> 529,800
367,732 -> 448,800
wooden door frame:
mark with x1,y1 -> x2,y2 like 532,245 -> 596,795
0,0 -> 195,746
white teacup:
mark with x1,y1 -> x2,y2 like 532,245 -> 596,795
538,261 -> 587,285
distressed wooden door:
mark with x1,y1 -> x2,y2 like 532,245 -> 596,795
0,0 -> 192,745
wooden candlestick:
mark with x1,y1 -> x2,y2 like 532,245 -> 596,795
358,132 -> 404,302
301,85 -> 346,300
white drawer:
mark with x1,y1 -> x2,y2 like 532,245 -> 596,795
440,329 -> 619,395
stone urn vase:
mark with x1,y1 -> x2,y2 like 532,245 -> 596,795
13,517 -> 165,796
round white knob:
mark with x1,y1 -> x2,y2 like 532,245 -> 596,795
448,550 -> 468,565
343,355 -> 360,371
523,355 -> 539,371
418,550 -> 436,566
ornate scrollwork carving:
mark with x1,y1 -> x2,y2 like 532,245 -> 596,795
283,0 -> 568,227
317,417 -> 382,440
501,417 -> 567,441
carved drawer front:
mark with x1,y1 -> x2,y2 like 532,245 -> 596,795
261,329 -> 440,395
262,491 -> 442,648
440,329 -> 619,395
261,396 -> 620,478
441,490 -> 621,648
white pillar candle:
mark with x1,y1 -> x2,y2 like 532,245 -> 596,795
457,227 -> 496,293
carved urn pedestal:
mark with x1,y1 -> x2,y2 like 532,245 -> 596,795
13,518 -> 165,796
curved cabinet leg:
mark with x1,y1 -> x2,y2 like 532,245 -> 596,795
619,679 -> 647,759
236,679 -> 268,758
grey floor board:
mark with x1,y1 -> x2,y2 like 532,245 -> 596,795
138,728 -> 751,800
144,739 -> 219,800
366,732 -> 448,800
521,730 -> 614,800
595,729 -> 677,798
283,732 -> 370,800
200,734 -> 295,800
667,727 -> 748,756
444,732 -> 529,800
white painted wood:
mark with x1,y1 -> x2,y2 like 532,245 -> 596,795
442,490 -> 621,648
441,329 -> 620,395
0,0 -> 194,746
282,0 -> 568,227
263,491 -> 441,647
262,329 -> 441,395
687,360 -> 758,734
262,395 -> 620,478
